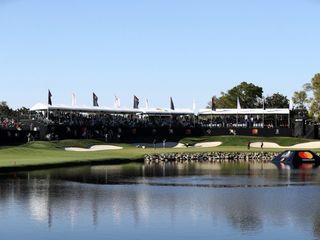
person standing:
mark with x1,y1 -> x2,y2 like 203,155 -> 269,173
163,139 -> 166,148
153,139 -> 156,150
247,141 -> 251,150
261,141 -> 264,150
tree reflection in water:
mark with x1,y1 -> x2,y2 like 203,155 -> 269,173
0,163 -> 320,239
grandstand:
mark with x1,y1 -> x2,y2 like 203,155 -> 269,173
198,108 -> 290,128
28,101 -> 292,141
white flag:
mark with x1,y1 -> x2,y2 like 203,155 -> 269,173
192,99 -> 196,112
289,99 -> 293,110
237,97 -> 241,109
72,93 -> 76,106
114,96 -> 121,108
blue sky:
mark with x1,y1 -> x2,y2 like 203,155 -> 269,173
0,0 -> 319,109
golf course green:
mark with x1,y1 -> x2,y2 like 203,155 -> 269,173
0,136 -> 318,170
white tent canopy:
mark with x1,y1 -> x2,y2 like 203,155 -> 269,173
30,103 -> 143,114
143,108 -> 194,116
198,108 -> 290,115
30,103 -> 195,115
31,103 -> 289,116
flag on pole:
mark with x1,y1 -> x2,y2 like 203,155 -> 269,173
289,99 -> 293,110
114,96 -> 121,108
71,93 -> 76,106
237,97 -> 241,110
93,93 -> 99,107
211,97 -> 216,111
145,98 -> 149,109
133,95 -> 139,109
170,97 -> 175,110
48,90 -> 52,106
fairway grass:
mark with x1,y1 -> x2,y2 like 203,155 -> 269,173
180,135 -> 315,146
0,136 -> 319,169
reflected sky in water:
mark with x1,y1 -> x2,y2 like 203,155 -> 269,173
1,163 -> 320,240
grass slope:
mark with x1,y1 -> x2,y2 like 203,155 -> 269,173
180,135 -> 314,146
0,136 -> 318,168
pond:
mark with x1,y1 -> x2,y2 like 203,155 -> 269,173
1,162 -> 320,240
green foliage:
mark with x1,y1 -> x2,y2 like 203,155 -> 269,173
295,73 -> 320,120
210,82 -> 263,108
0,101 -> 30,119
292,91 -> 309,109
308,74 -> 320,120
265,93 -> 289,108
0,101 -> 14,117
207,96 -> 218,109
16,107 -> 30,118
291,74 -> 320,120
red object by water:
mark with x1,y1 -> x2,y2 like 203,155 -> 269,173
298,152 -> 313,159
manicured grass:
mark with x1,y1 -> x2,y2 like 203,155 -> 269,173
180,135 -> 314,146
0,137 -> 319,169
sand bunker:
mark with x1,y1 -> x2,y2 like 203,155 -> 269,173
250,142 -> 281,148
251,141 -> 320,149
194,142 -> 223,148
133,141 -> 222,148
133,142 -> 184,148
65,145 -> 123,152
173,143 -> 187,148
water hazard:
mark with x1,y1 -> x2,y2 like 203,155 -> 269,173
1,162 -> 320,240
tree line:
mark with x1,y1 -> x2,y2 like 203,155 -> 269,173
0,101 -> 29,119
292,73 -> 320,120
208,81 -> 290,109
207,73 -> 320,120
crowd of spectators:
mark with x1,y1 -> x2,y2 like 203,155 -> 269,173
0,117 -> 22,130
197,115 -> 289,129
28,111 -> 292,133
32,112 -> 197,129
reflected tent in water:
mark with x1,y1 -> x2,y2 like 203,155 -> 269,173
1,163 -> 320,240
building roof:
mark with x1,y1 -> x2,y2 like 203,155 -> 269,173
31,103 -> 289,116
30,103 -> 195,115
198,108 -> 290,115
30,103 -> 143,114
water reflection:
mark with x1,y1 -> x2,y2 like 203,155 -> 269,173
1,163 -> 320,240
3,162 -> 319,187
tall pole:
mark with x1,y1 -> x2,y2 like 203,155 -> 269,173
236,113 -> 238,127
262,98 -> 265,128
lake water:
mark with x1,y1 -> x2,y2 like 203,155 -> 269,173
1,162 -> 320,240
